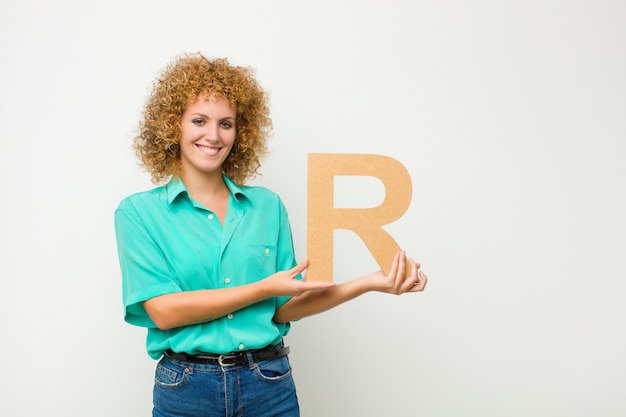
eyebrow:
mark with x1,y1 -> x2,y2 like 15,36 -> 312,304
191,112 -> 235,120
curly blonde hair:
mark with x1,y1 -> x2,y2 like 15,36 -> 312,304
134,53 -> 272,185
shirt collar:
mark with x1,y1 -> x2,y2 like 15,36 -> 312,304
166,175 -> 249,205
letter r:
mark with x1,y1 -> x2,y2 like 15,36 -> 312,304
306,153 -> 412,282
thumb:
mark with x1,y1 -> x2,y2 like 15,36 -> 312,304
291,259 -> 309,275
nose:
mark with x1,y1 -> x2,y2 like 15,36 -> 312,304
203,122 -> 221,142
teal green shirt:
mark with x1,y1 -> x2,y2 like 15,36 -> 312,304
115,176 -> 297,359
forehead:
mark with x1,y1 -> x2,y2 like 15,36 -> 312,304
185,93 -> 236,115
199,91 -> 236,108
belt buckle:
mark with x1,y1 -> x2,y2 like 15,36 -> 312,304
218,354 -> 237,367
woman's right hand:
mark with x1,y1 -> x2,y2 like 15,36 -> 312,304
263,260 -> 335,297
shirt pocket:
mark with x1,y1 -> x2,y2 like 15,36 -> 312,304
247,244 -> 278,277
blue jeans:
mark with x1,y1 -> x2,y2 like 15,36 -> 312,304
152,345 -> 300,417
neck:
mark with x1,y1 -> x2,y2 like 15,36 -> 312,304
179,169 -> 229,203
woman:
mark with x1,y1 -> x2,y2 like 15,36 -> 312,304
115,53 -> 428,417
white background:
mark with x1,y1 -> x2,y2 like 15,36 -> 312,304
1,1 -> 625,416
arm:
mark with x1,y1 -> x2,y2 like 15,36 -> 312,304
273,251 -> 428,323
144,260 -> 335,330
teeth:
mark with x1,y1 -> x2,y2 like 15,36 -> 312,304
197,145 -> 219,156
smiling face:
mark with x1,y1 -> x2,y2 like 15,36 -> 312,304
178,93 -> 237,182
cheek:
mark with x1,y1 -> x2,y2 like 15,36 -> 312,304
177,126 -> 191,142
227,132 -> 237,147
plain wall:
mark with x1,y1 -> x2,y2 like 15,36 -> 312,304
1,1 -> 625,416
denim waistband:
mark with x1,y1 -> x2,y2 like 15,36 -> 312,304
164,343 -> 289,367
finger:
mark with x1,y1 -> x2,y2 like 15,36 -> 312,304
290,259 -> 309,276
393,251 -> 407,289
398,258 -> 419,293
409,258 -> 419,278
419,269 -> 428,286
408,269 -> 428,292
386,252 -> 400,282
300,281 -> 336,290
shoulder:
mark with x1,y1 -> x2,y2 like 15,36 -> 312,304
237,185 -> 290,217
241,184 -> 280,200
116,185 -> 168,213
239,184 -> 286,207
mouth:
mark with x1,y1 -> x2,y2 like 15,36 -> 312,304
196,144 -> 221,156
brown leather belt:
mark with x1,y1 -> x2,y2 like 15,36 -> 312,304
164,345 -> 290,367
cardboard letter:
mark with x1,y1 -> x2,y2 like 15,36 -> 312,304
307,153 -> 412,282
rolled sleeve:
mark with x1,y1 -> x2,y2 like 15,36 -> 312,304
115,205 -> 181,328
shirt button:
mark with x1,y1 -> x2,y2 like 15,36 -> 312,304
227,313 -> 233,320
238,344 -> 245,350
264,248 -> 270,254
224,277 -> 231,284
208,214 -> 214,220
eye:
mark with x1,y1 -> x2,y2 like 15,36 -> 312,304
192,119 -> 205,126
220,120 -> 233,129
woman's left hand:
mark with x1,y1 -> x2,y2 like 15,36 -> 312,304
367,251 -> 428,295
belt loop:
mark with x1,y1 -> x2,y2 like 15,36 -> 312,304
245,351 -> 255,369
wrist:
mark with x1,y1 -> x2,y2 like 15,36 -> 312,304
360,270 -> 385,292
255,277 -> 277,299
354,273 -> 378,293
